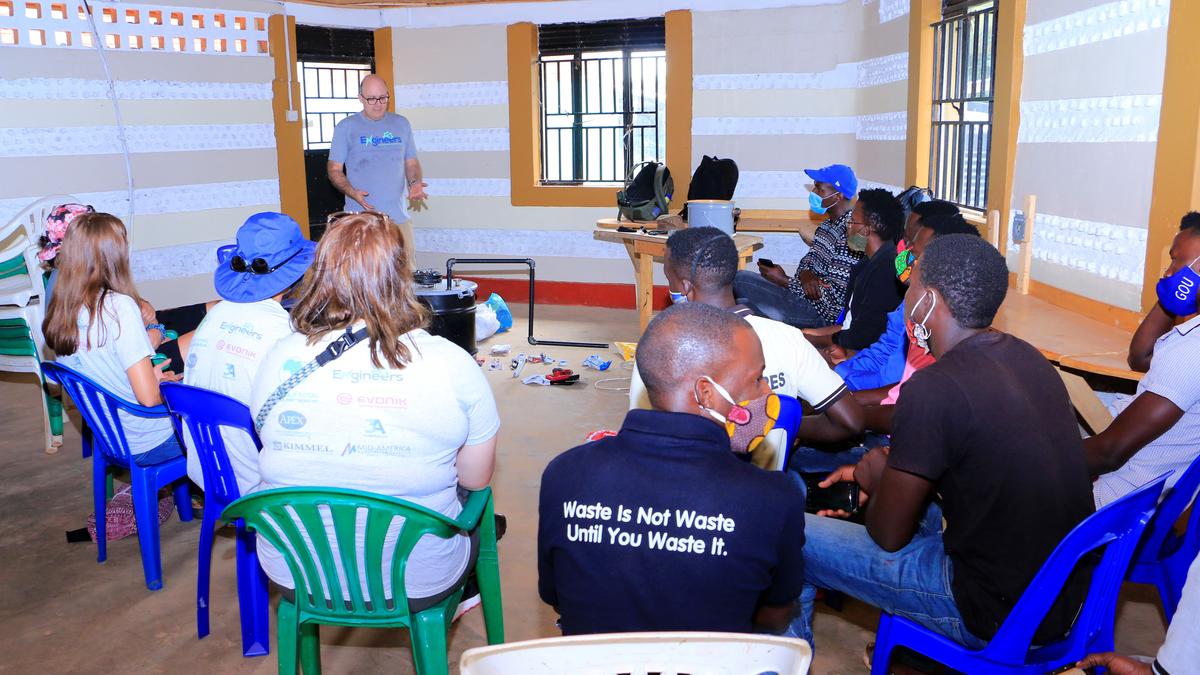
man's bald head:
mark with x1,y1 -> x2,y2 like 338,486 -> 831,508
636,303 -> 755,409
359,74 -> 390,120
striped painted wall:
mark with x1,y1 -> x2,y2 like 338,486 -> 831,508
691,1 -> 910,212
1009,0 -> 1169,311
0,0 -> 280,306
394,2 -> 910,286
390,23 -> 658,286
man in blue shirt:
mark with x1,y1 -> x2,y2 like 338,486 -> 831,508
327,74 -> 427,248
538,303 -> 807,635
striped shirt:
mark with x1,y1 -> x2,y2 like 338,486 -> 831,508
789,210 -> 863,324
1093,314 -> 1200,507
1153,550 -> 1200,674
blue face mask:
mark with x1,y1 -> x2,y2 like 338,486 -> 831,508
809,191 -> 835,215
1156,257 -> 1200,316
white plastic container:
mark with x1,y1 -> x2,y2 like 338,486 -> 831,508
460,631 -> 812,675
688,199 -> 736,235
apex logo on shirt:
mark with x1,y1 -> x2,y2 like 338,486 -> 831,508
278,410 -> 307,430
364,419 -> 386,437
359,131 -> 403,147
187,353 -> 199,369
223,364 -> 237,380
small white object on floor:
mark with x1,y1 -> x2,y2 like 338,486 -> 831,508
523,374 -> 550,386
490,344 -> 511,355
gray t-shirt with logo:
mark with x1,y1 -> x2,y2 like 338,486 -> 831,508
329,111 -> 418,224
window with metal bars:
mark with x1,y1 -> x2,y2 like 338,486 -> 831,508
929,1 -> 997,211
298,61 -> 372,150
537,18 -> 666,185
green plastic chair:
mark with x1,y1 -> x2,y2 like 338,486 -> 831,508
222,486 -> 504,675
0,316 -> 63,448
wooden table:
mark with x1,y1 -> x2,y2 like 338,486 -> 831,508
994,291 -> 1140,433
594,226 -> 764,332
994,292 -> 1139,380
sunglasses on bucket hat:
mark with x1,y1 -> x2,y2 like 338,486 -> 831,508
229,247 -> 304,275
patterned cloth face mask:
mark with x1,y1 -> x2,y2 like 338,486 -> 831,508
895,245 -> 915,284
694,375 -> 781,455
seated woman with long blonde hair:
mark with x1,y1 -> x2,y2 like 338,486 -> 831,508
250,211 -> 500,608
42,212 -> 182,464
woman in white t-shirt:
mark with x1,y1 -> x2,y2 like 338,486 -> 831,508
250,211 -> 500,606
42,212 -> 182,464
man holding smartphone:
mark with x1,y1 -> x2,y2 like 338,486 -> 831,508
786,235 -> 1094,663
733,164 -> 862,329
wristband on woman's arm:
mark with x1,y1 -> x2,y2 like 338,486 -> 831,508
146,322 -> 167,338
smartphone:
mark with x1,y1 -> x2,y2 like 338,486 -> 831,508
804,475 -> 861,514
758,258 -> 775,267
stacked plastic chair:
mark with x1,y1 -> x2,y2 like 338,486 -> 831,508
0,195 -> 74,452
41,361 -> 193,590
159,382 -> 270,657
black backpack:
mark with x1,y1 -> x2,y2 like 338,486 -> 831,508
617,162 -> 673,222
680,155 -> 739,221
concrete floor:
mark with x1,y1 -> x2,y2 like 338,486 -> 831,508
0,304 -> 1169,673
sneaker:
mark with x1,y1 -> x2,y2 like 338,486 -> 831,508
453,577 -> 481,622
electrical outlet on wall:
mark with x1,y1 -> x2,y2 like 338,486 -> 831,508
285,110 -> 299,122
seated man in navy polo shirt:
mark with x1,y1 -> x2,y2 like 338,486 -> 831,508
538,303 -> 807,635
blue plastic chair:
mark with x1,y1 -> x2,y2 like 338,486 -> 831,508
160,382 -> 270,658
41,361 -> 193,590
1128,453 -> 1200,622
870,474 -> 1169,674
772,394 -> 804,471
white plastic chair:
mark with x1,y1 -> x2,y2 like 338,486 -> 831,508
459,632 -> 812,675
0,195 -> 79,451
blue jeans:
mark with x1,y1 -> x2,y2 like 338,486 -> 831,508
788,433 -> 887,476
732,270 -> 829,329
785,504 -> 986,652
133,434 -> 184,467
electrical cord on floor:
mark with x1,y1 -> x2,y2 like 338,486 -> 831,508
593,359 -> 633,392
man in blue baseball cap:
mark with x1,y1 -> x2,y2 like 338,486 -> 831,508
182,212 -> 315,494
734,163 -> 863,330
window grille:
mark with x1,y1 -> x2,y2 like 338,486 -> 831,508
537,18 -> 666,184
929,1 -> 997,211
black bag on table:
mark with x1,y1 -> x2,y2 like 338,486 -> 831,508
680,155 -> 739,221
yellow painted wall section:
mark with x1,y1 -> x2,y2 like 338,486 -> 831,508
374,27 -> 395,114
903,0 -> 938,187
986,0 -> 1026,249
270,13 -> 308,233
664,10 -> 693,205
1143,0 -> 1200,312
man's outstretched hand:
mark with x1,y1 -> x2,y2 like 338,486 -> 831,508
1076,653 -> 1152,675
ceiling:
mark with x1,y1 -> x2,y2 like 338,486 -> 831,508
293,0 -> 555,6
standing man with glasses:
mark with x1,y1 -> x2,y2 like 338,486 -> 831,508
327,74 -> 427,249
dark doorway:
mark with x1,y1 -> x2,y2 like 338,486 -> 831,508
296,25 -> 375,240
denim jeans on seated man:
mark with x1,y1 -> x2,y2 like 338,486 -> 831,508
783,503 -> 985,651
787,432 -> 888,476
732,271 -> 829,329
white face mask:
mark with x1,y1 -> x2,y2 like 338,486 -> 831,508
909,290 -> 936,353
